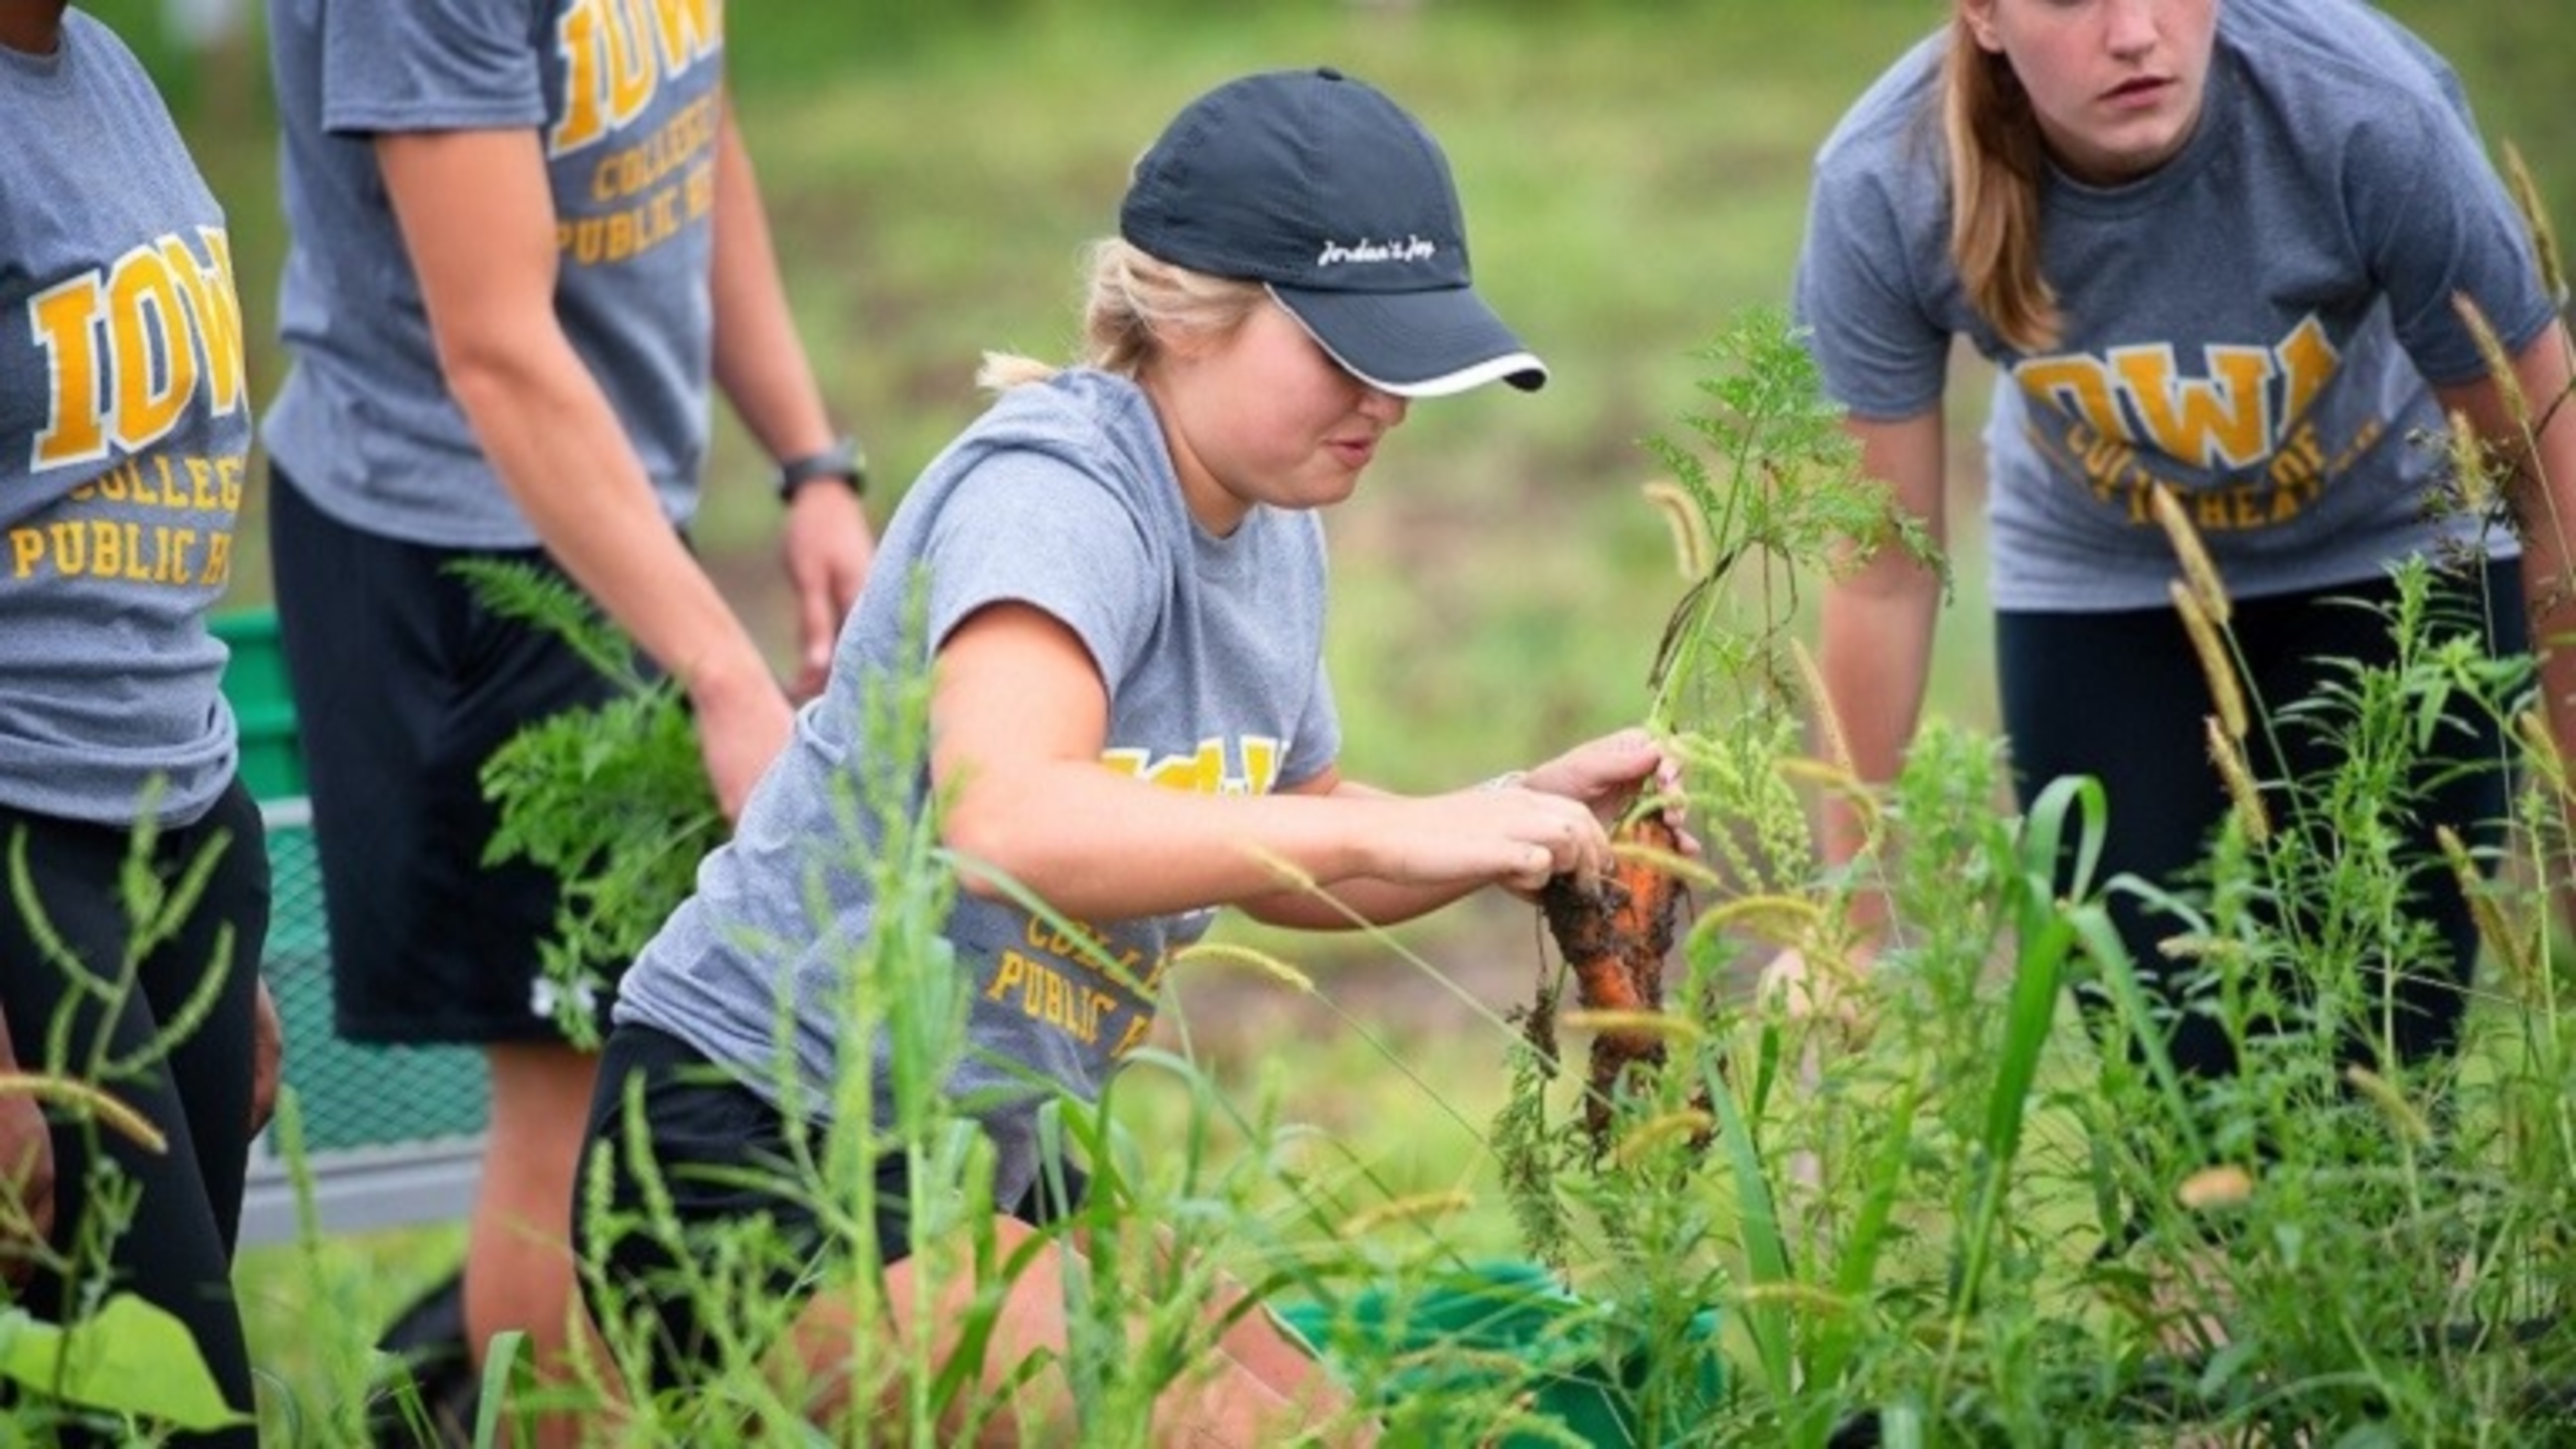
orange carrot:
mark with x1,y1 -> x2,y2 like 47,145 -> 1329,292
1538,808 -> 1688,1152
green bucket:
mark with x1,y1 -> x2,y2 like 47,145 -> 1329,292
1275,1260 -> 1725,1446
210,607 -> 494,1167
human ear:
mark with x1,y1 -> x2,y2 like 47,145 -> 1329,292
1959,0 -> 2004,53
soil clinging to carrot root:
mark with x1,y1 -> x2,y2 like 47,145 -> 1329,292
1536,809 -> 1688,1152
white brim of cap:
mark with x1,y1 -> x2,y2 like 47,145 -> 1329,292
1268,282 -> 1548,399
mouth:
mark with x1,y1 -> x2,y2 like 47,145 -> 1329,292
2105,75 -> 2172,107
1326,435 -> 1379,470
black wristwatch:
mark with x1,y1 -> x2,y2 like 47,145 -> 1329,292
776,435 -> 866,503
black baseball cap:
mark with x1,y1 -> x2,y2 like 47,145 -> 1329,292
1119,67 -> 1547,399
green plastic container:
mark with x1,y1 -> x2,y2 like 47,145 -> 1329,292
212,608 -> 305,802
212,609 -> 493,1162
257,823 -> 490,1152
1275,1260 -> 1725,1446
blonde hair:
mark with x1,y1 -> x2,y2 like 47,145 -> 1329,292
1942,13 -> 2061,352
975,239 -> 1269,392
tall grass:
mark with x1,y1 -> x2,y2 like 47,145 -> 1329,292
1462,309 -> 2576,1444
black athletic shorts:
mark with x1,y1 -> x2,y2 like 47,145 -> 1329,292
267,468 -> 626,1046
574,1021 -> 1088,1394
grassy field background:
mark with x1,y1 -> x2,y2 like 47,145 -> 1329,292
60,0 -> 2576,1423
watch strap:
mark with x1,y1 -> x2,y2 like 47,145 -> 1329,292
777,435 -> 865,501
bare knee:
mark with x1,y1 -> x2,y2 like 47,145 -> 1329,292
483,1042 -> 601,1199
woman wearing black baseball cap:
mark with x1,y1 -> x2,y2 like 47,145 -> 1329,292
574,68 -> 1681,1441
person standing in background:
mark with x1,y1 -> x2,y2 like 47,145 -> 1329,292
1,2 -> 282,1442
1784,0 -> 2576,1107
260,0 -> 878,1436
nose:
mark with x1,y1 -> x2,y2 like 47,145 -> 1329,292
1358,387 -> 1408,426
2104,0 -> 2158,57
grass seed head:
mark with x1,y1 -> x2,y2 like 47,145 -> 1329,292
1561,1008 -> 1705,1046
1776,752 -> 1880,840
2175,1164 -> 2255,1212
2203,714 -> 2270,844
2445,407 -> 2499,520
2156,933 -> 2247,964
1168,941 -> 1315,993
1791,637 -> 1857,778
2151,484 -> 2233,627
2174,587 -> 2250,741
2502,140 -> 2568,304
2438,824 -> 2540,1000
1611,1108 -> 1714,1167
2516,708 -> 2569,802
1642,477 -> 1716,581
2342,1065 -> 2433,1146
1699,892 -> 1826,947
1339,1190 -> 1476,1238
2453,294 -> 2531,433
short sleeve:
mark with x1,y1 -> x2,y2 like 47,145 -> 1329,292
316,0 -> 547,135
918,450 -> 1162,692
2346,93 -> 2555,385
1792,155 -> 1954,420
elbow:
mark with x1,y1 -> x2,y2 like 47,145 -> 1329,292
437,336 -> 537,419
949,853 -> 1022,904
940,801 -> 1047,904
428,313 -> 562,429
941,816 -> 1010,900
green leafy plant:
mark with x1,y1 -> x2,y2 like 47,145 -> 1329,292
450,559 -> 724,1048
1639,305 -> 1944,732
1494,305 -> 1938,1226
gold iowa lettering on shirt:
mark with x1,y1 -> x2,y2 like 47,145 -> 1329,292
2014,314 -> 2339,474
1099,736 -> 1284,798
549,0 -> 724,156
27,228 -> 244,473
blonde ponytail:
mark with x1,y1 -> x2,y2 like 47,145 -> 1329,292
975,239 -> 1266,394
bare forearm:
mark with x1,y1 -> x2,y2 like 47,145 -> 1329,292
944,767 -> 1596,926
377,126 -> 778,708
1817,412 -> 1949,883
1812,577 -> 1939,869
947,768 -> 1404,921
934,607 -> 1627,924
2513,339 -> 2576,779
1238,877 -> 1480,931
1237,774 -> 1479,926
2454,324 -> 2576,772
443,338 -> 772,704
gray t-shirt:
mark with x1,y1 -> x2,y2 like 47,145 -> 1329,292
261,0 -> 722,548
615,370 -> 1342,1206
1793,0 -> 2555,611
0,13 -> 249,825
